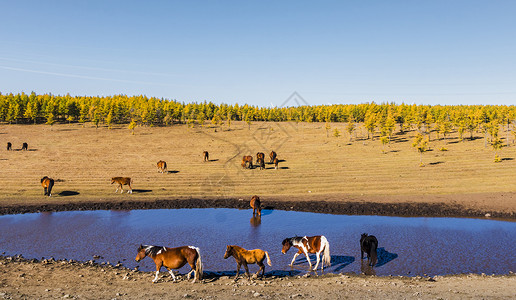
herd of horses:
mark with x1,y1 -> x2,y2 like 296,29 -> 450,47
242,150 -> 279,170
14,141 -> 378,283
134,195 -> 379,283
36,149 -> 280,197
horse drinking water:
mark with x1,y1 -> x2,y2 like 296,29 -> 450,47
135,244 -> 203,283
281,235 -> 331,271
223,245 -> 271,280
250,195 -> 261,216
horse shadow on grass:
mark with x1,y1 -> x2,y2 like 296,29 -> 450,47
167,170 -> 180,174
502,157 -> 514,161
132,189 -> 153,193
208,159 -> 219,162
375,247 -> 398,267
429,161 -> 444,165
58,191 -> 80,197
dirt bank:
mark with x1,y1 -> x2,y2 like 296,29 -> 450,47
0,196 -> 514,220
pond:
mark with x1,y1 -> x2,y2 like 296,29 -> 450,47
0,208 -> 515,277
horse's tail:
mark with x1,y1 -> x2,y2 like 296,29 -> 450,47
264,251 -> 272,266
370,240 -> 378,267
194,247 -> 203,280
321,236 -> 331,267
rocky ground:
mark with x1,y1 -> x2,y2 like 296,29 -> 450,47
0,256 -> 515,300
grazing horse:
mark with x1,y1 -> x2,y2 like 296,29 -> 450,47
281,235 -> 331,271
157,160 -> 167,173
40,176 -> 54,197
241,155 -> 253,169
203,151 -> 209,162
257,157 -> 265,170
269,151 -> 277,163
273,157 -> 279,169
360,233 -> 378,267
111,177 -> 133,193
7,142 -> 12,151
256,152 -> 265,162
135,245 -> 203,283
22,142 -> 28,151
223,245 -> 271,280
250,195 -> 261,216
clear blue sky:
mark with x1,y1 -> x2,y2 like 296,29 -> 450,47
1,0 -> 515,107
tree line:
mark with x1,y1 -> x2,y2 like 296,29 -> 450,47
1,93 -> 515,140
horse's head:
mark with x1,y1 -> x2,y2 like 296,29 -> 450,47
223,245 -> 233,259
110,178 -> 115,184
281,238 -> 292,254
135,245 -> 146,262
360,233 -> 368,243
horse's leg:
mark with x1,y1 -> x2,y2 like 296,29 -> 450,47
127,184 -> 132,194
167,268 -> 177,282
289,253 -> 300,266
303,251 -> 312,270
243,262 -> 250,280
234,263 -> 241,280
361,249 -> 364,259
257,261 -> 265,277
313,251 -> 321,271
153,263 -> 162,283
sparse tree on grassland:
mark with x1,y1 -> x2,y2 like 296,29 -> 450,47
412,133 -> 429,166
325,122 -> 331,138
346,119 -> 355,142
128,120 -> 136,135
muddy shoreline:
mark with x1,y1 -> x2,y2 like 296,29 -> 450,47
0,198 -> 513,220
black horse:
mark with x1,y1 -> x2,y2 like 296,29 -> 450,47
360,233 -> 378,267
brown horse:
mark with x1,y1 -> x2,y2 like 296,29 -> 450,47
241,155 -> 253,169
256,157 -> 265,170
269,151 -> 277,163
41,176 -> 54,197
135,244 -> 203,283
157,160 -> 167,173
7,142 -> 12,151
111,177 -> 133,193
256,152 -> 265,162
203,151 -> 209,162
273,157 -> 279,169
281,235 -> 331,271
250,195 -> 261,216
223,245 -> 271,280
22,142 -> 28,151
360,233 -> 378,267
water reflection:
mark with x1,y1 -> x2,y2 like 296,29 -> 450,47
0,209 -> 514,276
250,215 -> 261,227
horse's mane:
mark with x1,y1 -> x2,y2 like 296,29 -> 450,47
141,245 -> 166,257
284,236 -> 304,245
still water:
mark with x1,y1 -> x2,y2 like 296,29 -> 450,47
0,208 -> 514,276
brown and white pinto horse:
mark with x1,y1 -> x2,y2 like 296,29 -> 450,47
135,244 -> 203,283
269,151 -> 277,163
250,195 -> 261,216
223,245 -> 271,280
241,155 -> 253,169
256,157 -> 265,170
41,176 -> 54,197
157,160 -> 167,173
111,177 -> 133,193
281,235 -> 331,271
203,151 -> 209,162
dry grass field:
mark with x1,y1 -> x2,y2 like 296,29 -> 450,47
1,121 -> 515,214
